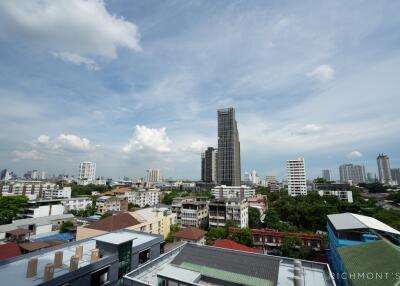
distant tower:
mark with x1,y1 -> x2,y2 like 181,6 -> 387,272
287,158 -> 307,196
322,169 -> 332,181
217,108 -> 241,186
78,162 -> 96,182
339,164 -> 366,185
203,147 -> 218,183
377,154 -> 392,184
146,169 -> 161,183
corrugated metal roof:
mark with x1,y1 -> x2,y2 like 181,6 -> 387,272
327,213 -> 400,235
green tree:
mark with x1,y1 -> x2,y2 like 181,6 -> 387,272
59,221 -> 74,233
100,211 -> 112,219
313,177 -> 327,184
206,227 -> 226,244
281,236 -> 302,258
248,207 -> 262,229
0,196 -> 28,225
230,228 -> 252,246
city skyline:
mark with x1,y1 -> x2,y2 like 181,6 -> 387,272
0,1 -> 399,179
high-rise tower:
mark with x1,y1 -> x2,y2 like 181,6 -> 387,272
377,154 -> 392,184
217,108 -> 241,186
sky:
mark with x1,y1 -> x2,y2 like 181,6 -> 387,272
0,0 -> 399,181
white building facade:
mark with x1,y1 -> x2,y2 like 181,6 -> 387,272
78,161 -> 96,185
211,185 -> 255,199
61,197 -> 92,212
287,157 -> 307,196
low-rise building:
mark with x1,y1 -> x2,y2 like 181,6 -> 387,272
327,212 -> 400,286
0,229 -> 164,286
211,185 -> 255,199
43,187 -> 72,199
180,199 -> 208,228
208,198 -> 248,228
95,196 -> 128,215
123,243 -> 336,286
313,183 -> 353,203
0,214 -> 75,240
61,197 -> 92,212
173,227 -> 206,245
0,181 -> 57,200
19,199 -> 64,219
247,194 -> 267,215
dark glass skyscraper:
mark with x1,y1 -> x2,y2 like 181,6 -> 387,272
217,107 -> 241,186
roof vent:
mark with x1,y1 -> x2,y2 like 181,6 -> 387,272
26,257 -> 38,278
54,251 -> 63,268
43,263 -> 54,282
91,248 -> 99,263
75,245 -> 83,260
69,255 -> 79,272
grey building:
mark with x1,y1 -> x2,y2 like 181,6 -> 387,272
124,243 -> 336,286
377,154 -> 392,184
217,108 -> 241,186
202,147 -> 218,183
339,164 -> 366,185
391,168 -> 400,185
0,230 -> 164,286
201,152 -> 205,182
322,169 -> 332,181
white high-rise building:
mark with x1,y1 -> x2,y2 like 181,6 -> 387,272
78,161 -> 96,184
287,157 -> 307,196
377,154 -> 392,184
146,169 -> 161,183
322,169 -> 332,181
339,164 -> 366,185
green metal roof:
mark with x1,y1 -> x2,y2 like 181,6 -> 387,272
338,240 -> 400,286
180,262 -> 274,286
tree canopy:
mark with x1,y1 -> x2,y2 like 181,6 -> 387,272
0,195 -> 28,225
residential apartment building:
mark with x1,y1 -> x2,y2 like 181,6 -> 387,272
180,199 -> 208,228
312,183 -> 353,203
201,147 -> 218,183
146,169 -> 161,184
105,188 -> 160,208
339,164 -> 366,185
217,107 -> 241,186
391,168 -> 400,185
247,194 -> 267,215
43,187 -> 71,199
0,181 -> 57,200
208,198 -> 248,228
61,197 -> 92,212
95,196 -> 128,215
377,154 -> 392,184
19,199 -> 64,219
287,157 -> 307,196
266,175 -> 281,192
244,170 -> 260,185
211,185 -> 255,199
78,161 -> 96,185
0,229 -> 164,286
322,169 -> 332,181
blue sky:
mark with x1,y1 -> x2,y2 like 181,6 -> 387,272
0,0 -> 399,180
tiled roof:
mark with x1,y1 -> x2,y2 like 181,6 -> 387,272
173,227 -> 206,241
338,240 -> 400,286
172,243 -> 279,285
213,239 -> 262,253
85,213 -> 141,232
18,241 -> 51,252
6,228 -> 31,236
0,242 -> 21,260
113,187 -> 132,193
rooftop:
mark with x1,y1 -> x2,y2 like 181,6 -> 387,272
213,239 -> 262,254
0,214 -> 74,233
124,243 -> 335,286
85,212 -> 140,231
0,242 -> 21,260
328,213 -> 400,235
174,227 -> 206,241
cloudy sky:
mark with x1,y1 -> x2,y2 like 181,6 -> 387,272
0,0 -> 399,180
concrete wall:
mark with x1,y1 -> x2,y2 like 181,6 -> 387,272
35,224 -> 52,235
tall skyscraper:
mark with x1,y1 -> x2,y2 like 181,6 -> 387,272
339,164 -> 366,185
201,153 -> 206,182
322,169 -> 332,181
217,108 -> 241,186
377,154 -> 392,184
78,161 -> 96,182
146,169 -> 161,183
202,147 -> 218,183
287,157 -> 307,196
391,168 -> 400,185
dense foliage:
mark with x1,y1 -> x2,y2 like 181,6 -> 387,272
248,207 -> 262,229
59,221 -> 74,233
68,183 -> 112,197
165,224 -> 181,243
388,192 -> 400,203
0,195 -> 28,224
205,227 -> 226,244
161,189 -> 214,205
230,228 -> 252,246
358,182 -> 388,193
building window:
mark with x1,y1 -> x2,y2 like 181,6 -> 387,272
139,249 -> 150,265
90,267 -> 109,286
118,241 -> 132,279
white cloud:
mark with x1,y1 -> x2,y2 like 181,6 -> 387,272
307,65 -> 335,81
347,150 -> 363,159
36,133 -> 92,151
296,124 -> 323,135
13,150 -> 43,160
0,0 -> 141,69
185,140 -> 206,154
123,125 -> 172,153
37,134 -> 50,144
52,52 -> 99,70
